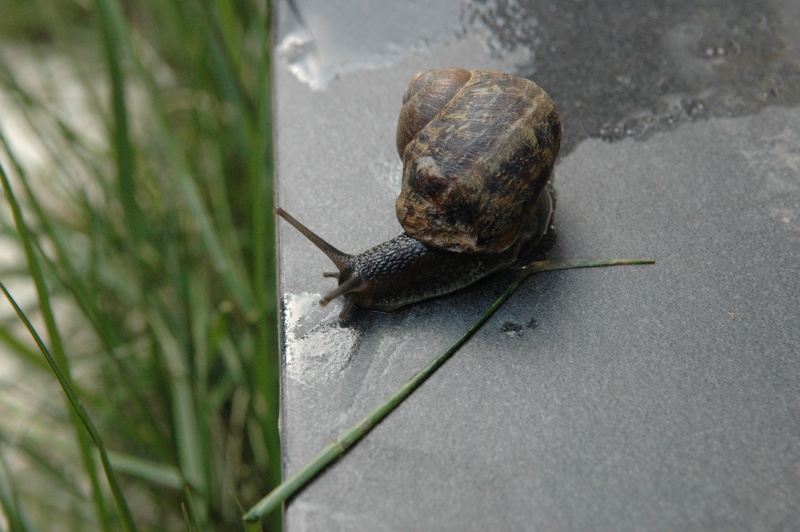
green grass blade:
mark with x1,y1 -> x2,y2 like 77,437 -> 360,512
93,0 -> 141,242
0,282 -> 138,532
243,258 -> 655,524
198,1 -> 254,133
89,0 -> 257,317
0,448 -> 33,532
0,423 -> 90,495
246,16 -> 283,532
107,452 -> 184,490
1,124 -> 167,441
1,153 -> 112,530
181,502 -> 194,531
125,4 -> 258,316
147,311 -> 208,526
2,1 -> 280,527
0,323 -> 47,370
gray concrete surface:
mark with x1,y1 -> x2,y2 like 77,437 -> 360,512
274,1 -> 800,529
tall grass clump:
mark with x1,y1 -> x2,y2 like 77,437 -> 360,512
0,0 -> 280,529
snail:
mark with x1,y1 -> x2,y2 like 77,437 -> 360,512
277,68 -> 562,320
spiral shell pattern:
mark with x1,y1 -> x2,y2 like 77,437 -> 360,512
395,68 -> 561,254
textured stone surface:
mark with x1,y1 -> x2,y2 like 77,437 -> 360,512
275,1 -> 800,529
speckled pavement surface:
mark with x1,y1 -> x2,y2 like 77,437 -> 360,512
274,1 -> 800,529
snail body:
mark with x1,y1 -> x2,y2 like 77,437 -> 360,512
278,68 -> 561,320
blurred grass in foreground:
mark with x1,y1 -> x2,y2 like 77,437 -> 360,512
0,0 -> 280,529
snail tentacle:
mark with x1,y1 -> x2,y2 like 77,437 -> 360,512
274,207 -> 352,273
320,274 -> 365,307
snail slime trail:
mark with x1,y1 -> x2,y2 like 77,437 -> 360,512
277,68 -> 561,320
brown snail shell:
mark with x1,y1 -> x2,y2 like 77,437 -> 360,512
395,68 -> 561,254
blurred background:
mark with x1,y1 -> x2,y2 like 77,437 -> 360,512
1,1 -> 280,530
